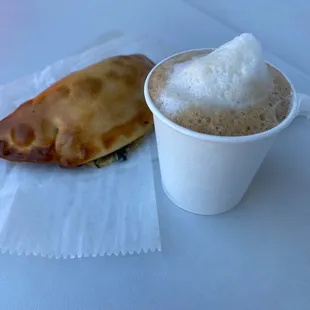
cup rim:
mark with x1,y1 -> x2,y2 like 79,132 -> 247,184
144,48 -> 299,144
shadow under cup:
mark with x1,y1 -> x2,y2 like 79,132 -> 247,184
144,48 -> 305,215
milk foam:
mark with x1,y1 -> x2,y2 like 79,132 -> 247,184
159,33 -> 274,116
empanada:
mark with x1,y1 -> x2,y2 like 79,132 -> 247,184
0,54 -> 154,168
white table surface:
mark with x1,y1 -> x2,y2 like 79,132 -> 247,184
0,0 -> 310,309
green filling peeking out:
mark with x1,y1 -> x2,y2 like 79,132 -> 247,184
88,136 -> 145,168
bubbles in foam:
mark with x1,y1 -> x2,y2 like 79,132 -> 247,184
167,67 -> 291,136
159,33 -> 274,116
148,48 -> 292,137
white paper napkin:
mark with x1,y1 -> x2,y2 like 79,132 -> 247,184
0,33 -> 177,258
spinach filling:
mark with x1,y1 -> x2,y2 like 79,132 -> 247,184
90,137 -> 144,168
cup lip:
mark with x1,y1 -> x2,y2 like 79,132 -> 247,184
144,48 -> 299,144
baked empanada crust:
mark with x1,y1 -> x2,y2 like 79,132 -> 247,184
0,54 -> 154,168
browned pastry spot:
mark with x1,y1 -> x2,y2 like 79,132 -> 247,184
56,85 -> 71,97
18,99 -> 34,112
73,77 -> 103,98
40,119 -> 59,139
135,54 -> 155,66
6,148 -> 27,161
106,68 -> 135,86
126,64 -> 138,74
112,59 -> 125,67
106,70 -> 121,79
117,55 -> 132,61
28,146 -> 55,162
101,122 -> 135,149
10,123 -> 35,147
101,114 -> 144,149
102,136 -> 118,149
35,85 -> 70,106
136,100 -> 152,123
122,73 -> 136,87
55,129 -> 101,168
35,94 -> 47,105
0,140 -> 8,156
82,145 -> 100,163
58,144 -> 97,168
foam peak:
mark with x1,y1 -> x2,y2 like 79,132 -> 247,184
159,33 -> 274,115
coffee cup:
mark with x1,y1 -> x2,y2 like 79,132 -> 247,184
144,49 -> 310,215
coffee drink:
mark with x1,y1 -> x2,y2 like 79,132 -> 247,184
148,35 -> 292,137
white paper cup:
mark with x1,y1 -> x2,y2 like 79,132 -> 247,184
144,49 -> 310,215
